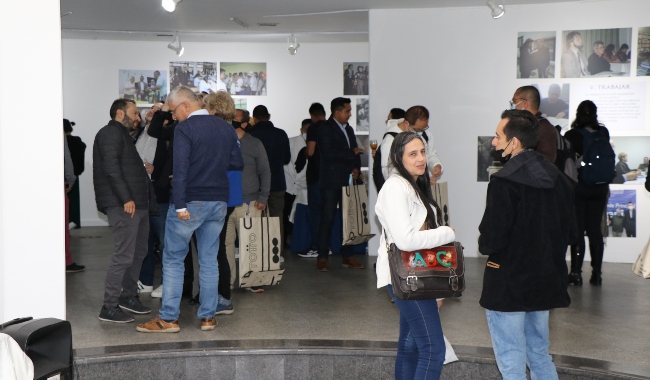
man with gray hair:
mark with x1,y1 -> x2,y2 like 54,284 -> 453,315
137,86 -> 244,333
587,41 -> 611,75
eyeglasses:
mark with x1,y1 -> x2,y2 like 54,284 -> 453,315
170,102 -> 185,117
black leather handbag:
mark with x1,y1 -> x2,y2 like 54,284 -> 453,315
388,239 -> 465,300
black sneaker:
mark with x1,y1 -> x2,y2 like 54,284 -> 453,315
66,263 -> 86,273
99,306 -> 135,323
118,295 -> 152,314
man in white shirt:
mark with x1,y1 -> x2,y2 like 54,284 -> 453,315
283,119 -> 309,246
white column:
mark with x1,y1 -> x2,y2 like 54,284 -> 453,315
0,1 -> 66,321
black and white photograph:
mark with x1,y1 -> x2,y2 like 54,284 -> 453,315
517,31 -> 556,78
119,69 -> 167,105
607,190 -> 637,238
477,136 -> 502,182
169,62 -> 221,93
355,135 -> 369,168
221,62 -> 267,96
637,27 -> 650,76
343,62 -> 369,96
356,98 -> 369,132
609,136 -> 650,185
532,83 -> 571,132
561,28 -> 632,78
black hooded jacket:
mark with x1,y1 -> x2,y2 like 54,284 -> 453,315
478,150 -> 577,312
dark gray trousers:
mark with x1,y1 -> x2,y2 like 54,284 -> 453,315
104,207 -> 149,308
268,191 -> 285,240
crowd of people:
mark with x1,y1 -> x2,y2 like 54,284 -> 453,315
70,78 -> 646,378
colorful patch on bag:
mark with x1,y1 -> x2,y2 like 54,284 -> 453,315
402,247 -> 457,271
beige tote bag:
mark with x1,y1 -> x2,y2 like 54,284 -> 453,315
632,236 -> 650,279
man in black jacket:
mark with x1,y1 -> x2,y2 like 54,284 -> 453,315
623,202 -> 636,237
478,110 -> 577,379
316,97 -> 364,271
93,99 -> 156,323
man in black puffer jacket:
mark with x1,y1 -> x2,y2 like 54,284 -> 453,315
93,99 -> 158,324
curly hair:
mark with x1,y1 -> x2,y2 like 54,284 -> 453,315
203,91 -> 236,122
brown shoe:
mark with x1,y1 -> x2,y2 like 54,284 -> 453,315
342,257 -> 365,269
200,317 -> 218,331
136,317 -> 180,333
317,258 -> 328,272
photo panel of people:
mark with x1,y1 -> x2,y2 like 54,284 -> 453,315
119,69 -> 167,106
360,169 -> 369,195
355,135 -> 369,168
233,98 -> 248,110
607,190 -> 637,238
610,136 -> 649,185
220,62 -> 267,96
517,31 -> 556,78
356,98 -> 369,132
561,28 -> 632,78
343,62 -> 369,96
534,83 -> 570,131
637,27 -> 650,76
170,61 -> 221,94
477,136 -> 503,182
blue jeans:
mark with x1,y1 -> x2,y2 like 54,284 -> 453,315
388,285 -> 445,380
485,310 -> 558,380
307,183 -> 321,248
139,203 -> 169,286
159,201 -> 227,320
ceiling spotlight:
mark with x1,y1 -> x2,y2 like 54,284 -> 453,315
168,35 -> 184,57
486,0 -> 505,19
230,17 -> 249,28
288,34 -> 300,55
162,0 -> 182,13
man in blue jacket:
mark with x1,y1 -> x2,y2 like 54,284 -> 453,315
137,86 -> 244,333
479,110 -> 577,379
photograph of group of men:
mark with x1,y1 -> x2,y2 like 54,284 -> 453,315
169,61 -> 221,93
517,32 -> 555,78
343,62 -> 369,96
607,190 -> 637,238
638,27 -> 650,76
220,62 -> 267,96
561,28 -> 632,78
119,69 -> 168,105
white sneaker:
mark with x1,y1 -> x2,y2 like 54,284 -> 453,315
150,285 -> 163,298
137,281 -> 153,293
68,222 -> 77,230
298,250 -> 319,258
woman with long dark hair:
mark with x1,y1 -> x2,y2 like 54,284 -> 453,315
564,100 -> 610,285
375,132 -> 456,379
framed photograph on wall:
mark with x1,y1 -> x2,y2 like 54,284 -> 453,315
356,98 -> 369,132
119,69 -> 167,105
533,83 -> 570,131
607,190 -> 637,238
517,31 -> 556,78
637,27 -> 650,76
220,62 -> 267,96
560,28 -> 632,78
344,62 -> 369,95
477,136 -> 501,182
169,61 -> 220,93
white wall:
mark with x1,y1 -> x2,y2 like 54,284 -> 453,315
368,0 -> 650,263
1,0 -> 66,321
62,39 -> 368,227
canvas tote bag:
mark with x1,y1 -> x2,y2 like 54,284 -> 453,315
341,183 -> 375,245
632,236 -> 650,279
238,212 -> 284,288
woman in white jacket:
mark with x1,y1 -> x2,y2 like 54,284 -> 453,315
376,132 -> 455,380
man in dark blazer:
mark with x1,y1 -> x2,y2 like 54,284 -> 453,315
624,202 -> 636,237
316,97 -> 364,271
93,99 -> 156,323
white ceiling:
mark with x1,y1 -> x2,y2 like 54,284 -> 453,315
60,0 -> 579,43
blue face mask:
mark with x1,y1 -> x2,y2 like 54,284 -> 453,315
416,131 -> 423,137
509,100 -> 523,110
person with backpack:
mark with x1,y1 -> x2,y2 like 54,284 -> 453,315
373,106 -> 443,191
564,100 -> 616,286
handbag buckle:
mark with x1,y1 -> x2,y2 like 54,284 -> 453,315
406,274 -> 418,291
449,268 -> 459,291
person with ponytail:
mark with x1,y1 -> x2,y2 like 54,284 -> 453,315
375,132 -> 455,379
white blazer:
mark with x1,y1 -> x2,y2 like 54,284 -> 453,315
375,175 -> 455,288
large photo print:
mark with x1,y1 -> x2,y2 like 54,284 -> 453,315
170,61 -> 220,93
220,62 -> 267,96
119,69 -> 167,105
561,28 -> 632,78
517,31 -> 556,78
343,62 -> 369,96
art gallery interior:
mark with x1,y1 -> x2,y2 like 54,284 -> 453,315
1,0 -> 650,378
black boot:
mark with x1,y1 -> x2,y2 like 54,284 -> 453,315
568,272 -> 583,286
589,273 -> 602,285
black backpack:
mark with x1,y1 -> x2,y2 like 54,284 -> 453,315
372,132 -> 398,192
576,128 -> 616,186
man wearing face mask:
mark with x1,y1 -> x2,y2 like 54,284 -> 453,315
283,119 -> 309,247
624,202 -> 636,237
380,105 -> 443,183
479,109 -> 577,379
93,99 -> 158,323
508,86 -> 558,164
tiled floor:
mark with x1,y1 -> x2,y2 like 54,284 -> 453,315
68,227 -> 650,369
